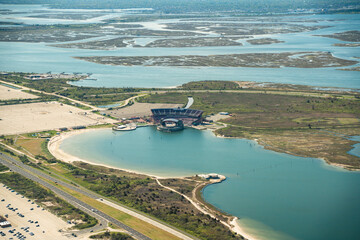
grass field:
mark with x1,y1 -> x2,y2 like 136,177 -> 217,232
16,137 -> 47,156
46,161 -> 240,240
90,231 -> 134,239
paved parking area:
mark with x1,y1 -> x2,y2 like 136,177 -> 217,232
0,85 -> 38,101
0,184 -> 70,240
101,102 -> 182,119
0,102 -> 108,135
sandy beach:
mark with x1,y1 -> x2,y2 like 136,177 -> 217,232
231,218 -> 261,240
48,129 -> 100,164
48,128 -> 167,178
48,128 -> 259,239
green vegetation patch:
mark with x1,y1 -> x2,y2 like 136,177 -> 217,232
90,231 -> 134,240
159,178 -> 198,198
140,91 -> 360,116
0,73 -> 141,106
45,161 -> 240,240
0,163 -> 9,172
180,81 -> 240,90
138,92 -> 188,105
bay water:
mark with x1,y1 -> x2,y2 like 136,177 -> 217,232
0,4 -> 359,89
60,127 -> 360,240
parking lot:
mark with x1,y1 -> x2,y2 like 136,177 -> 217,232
0,102 -> 107,135
0,85 -> 38,101
0,184 -> 70,240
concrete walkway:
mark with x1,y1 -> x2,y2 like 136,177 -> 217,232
184,97 -> 194,109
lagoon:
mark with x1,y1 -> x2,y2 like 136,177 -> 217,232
60,127 -> 360,240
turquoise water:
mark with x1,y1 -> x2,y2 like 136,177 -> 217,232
349,136 -> 360,158
60,127 -> 360,240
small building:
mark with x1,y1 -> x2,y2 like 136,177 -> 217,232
0,221 -> 11,228
198,173 -> 220,180
151,107 -> 203,126
219,112 -> 229,115
0,216 -> 11,228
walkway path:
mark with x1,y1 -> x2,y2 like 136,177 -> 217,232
155,178 -> 241,235
184,97 -> 194,109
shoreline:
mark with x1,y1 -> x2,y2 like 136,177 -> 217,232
48,128 -> 168,179
48,127 -> 258,239
195,179 -> 259,240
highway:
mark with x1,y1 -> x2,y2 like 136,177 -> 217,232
0,151 -> 197,240
0,152 -> 151,240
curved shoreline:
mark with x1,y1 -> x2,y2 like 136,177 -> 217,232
48,128 -> 257,239
48,128 -> 195,179
195,180 -> 256,240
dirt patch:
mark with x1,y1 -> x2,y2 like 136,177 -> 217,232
15,138 -> 46,156
100,102 -> 182,119
0,85 -> 38,100
0,102 -> 104,135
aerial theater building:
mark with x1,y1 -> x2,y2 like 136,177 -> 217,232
151,108 -> 203,131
